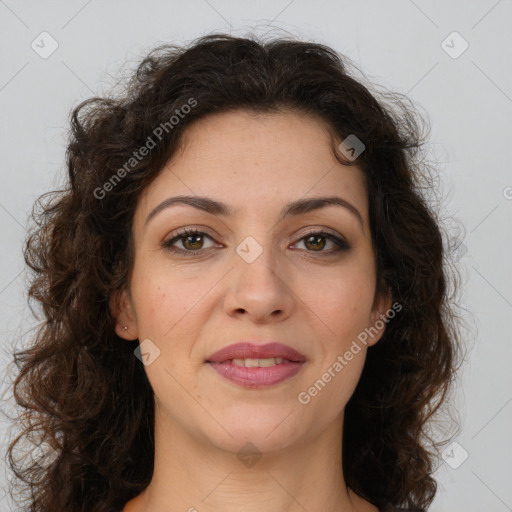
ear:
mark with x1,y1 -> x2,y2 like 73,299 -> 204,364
110,288 -> 138,341
367,288 -> 394,347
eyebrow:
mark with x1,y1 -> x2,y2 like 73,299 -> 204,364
145,194 -> 364,229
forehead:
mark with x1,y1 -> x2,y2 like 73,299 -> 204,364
136,109 -> 368,225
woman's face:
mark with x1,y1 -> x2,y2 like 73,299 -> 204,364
114,109 -> 391,454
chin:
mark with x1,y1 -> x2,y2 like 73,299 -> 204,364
213,430 -> 300,458
205,408 -> 304,454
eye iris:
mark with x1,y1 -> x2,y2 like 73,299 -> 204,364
172,232 -> 337,252
183,234 -> 203,250
305,234 -> 326,251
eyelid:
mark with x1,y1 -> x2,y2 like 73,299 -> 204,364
292,227 -> 351,253
162,225 -> 350,254
297,226 -> 344,240
162,226 -> 219,249
165,225 -> 345,241
166,225 -> 219,241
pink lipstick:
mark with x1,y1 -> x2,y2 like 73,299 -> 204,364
206,342 -> 306,388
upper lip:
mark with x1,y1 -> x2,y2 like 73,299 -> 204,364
206,342 -> 306,363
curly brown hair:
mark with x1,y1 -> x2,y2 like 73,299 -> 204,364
6,33 -> 462,512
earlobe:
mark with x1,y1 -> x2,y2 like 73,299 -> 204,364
110,289 -> 138,340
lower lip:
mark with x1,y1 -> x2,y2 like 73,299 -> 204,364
207,361 -> 304,388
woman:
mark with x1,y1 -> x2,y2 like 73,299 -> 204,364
8,33 -> 461,511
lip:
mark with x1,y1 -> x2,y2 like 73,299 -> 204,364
206,342 -> 306,389
206,342 -> 306,364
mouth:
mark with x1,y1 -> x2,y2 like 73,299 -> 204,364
206,342 -> 306,364
222,357 -> 292,367
205,342 -> 306,388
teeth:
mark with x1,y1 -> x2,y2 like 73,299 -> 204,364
232,357 -> 285,367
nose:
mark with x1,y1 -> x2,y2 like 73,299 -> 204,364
222,240 -> 294,324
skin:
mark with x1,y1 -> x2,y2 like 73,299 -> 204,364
112,109 -> 391,512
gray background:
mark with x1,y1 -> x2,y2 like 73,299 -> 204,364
0,0 -> 511,510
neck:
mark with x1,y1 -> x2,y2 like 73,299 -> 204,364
132,407 -> 377,512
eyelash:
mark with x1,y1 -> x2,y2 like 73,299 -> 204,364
161,227 -> 351,257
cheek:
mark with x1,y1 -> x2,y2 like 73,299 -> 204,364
301,261 -> 376,342
129,261 -> 218,383
131,259 -> 203,335
129,268 -> 206,409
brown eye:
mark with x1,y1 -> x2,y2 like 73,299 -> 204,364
304,234 -> 327,251
162,228 -> 216,255
182,233 -> 204,250
294,231 -> 351,255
